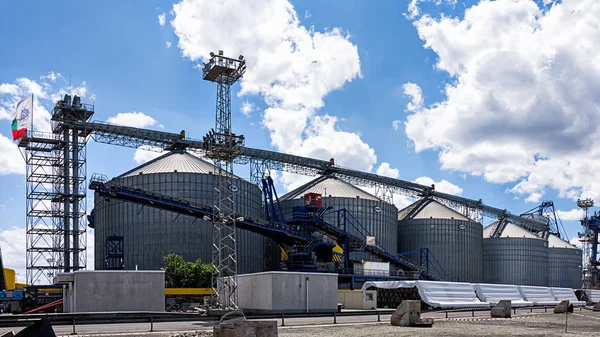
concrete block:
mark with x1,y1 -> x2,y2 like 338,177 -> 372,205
554,300 -> 574,314
490,300 -> 512,318
391,300 -> 421,327
214,320 -> 277,337
593,302 -> 600,312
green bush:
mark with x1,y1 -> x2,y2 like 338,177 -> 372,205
162,253 -> 216,288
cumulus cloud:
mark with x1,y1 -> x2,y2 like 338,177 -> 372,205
414,176 -> 463,195
404,0 -> 600,202
107,112 -> 158,128
165,41 -> 172,49
557,208 -> 584,222
0,226 -> 26,282
158,13 -> 166,26
170,0 -> 374,189
392,120 -> 401,131
376,162 -> 400,179
133,145 -> 168,164
403,82 -> 423,112
0,133 -> 24,175
240,101 -> 255,116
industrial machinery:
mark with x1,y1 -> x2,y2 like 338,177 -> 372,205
89,174 -> 446,284
578,198 -> 599,288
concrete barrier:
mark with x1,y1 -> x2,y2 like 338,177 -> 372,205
391,300 -> 421,327
214,319 -> 277,337
553,300 -> 573,314
490,300 -> 511,318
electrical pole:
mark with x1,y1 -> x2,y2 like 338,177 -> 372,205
202,50 -> 246,309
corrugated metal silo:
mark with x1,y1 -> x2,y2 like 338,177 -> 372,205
397,199 -> 483,283
279,176 -> 398,264
483,222 -> 548,286
93,150 -> 274,274
547,234 -> 582,289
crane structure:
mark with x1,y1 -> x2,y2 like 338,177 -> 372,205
201,50 -> 246,309
578,198 -> 599,288
519,201 -> 567,239
17,95 -> 93,285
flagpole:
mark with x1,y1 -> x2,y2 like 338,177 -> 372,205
31,93 -> 34,137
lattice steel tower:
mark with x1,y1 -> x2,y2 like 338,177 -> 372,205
578,198 -> 598,288
19,95 -> 93,284
202,50 -> 246,309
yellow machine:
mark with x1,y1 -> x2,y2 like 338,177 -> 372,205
3,268 -> 16,291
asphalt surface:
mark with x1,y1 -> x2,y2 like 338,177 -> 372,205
0,307 -> 583,336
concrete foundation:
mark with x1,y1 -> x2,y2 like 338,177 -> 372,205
55,271 -> 165,313
490,300 -> 512,318
237,271 -> 338,314
391,300 -> 421,327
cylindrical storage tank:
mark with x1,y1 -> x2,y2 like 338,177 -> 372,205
279,176 -> 398,264
3,268 -> 16,291
93,151 -> 273,274
397,199 -> 483,283
548,234 -> 582,289
483,222 -> 548,286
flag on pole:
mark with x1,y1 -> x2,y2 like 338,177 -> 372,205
11,95 -> 33,141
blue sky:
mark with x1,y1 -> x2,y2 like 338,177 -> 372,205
1,0 -> 597,279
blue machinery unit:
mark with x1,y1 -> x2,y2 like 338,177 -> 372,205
90,174 -> 448,283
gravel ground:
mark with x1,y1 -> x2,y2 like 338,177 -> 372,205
278,312 -> 600,337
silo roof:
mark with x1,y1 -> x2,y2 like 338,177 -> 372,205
118,151 -> 227,177
280,175 -> 380,201
397,199 -> 472,221
483,221 -> 543,239
548,234 -> 578,249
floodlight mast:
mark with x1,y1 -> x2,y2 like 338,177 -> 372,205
202,50 -> 246,309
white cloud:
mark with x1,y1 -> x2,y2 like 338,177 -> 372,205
165,41 -> 172,49
107,112 -> 158,128
392,120 -> 401,131
415,176 -> 463,195
0,226 -> 26,282
404,0 -> 600,202
569,236 -> 583,249
171,0 -> 368,184
0,133 -> 24,175
40,71 -> 63,83
376,162 -> 399,179
134,145 -> 168,164
0,83 -> 19,96
557,208 -> 584,222
406,0 -> 420,19
158,13 -> 166,26
403,82 -> 423,112
304,10 -> 312,19
240,101 -> 255,116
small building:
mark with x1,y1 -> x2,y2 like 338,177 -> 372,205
55,270 -> 165,312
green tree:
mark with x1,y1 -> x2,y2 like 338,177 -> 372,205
162,253 -> 215,288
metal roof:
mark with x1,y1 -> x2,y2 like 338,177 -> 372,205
281,175 -> 380,201
397,199 -> 472,221
119,150 -> 226,178
547,234 -> 578,249
483,221 -> 543,239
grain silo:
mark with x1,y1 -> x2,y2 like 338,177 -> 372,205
547,234 -> 582,289
279,176 -> 398,265
397,199 -> 483,283
483,221 -> 548,286
92,150 -> 275,274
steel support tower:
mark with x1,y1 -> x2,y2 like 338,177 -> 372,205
19,95 -> 93,284
578,198 -> 598,288
201,50 -> 246,309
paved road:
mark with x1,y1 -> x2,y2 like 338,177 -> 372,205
0,307 -> 581,336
